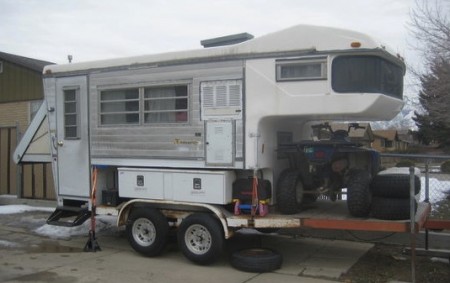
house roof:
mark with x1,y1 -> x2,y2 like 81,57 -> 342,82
330,123 -> 373,140
0,51 -> 54,72
373,129 -> 398,141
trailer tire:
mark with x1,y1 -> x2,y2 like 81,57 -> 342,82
371,197 -> 417,220
276,169 -> 304,214
371,174 -> 421,198
230,248 -> 282,273
346,169 -> 372,217
177,213 -> 224,265
126,207 -> 169,257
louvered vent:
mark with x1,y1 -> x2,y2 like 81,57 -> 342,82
200,80 -> 243,120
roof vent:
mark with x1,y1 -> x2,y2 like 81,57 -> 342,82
200,32 -> 254,48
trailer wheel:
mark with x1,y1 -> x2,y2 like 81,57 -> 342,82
276,169 -> 304,214
346,169 -> 372,217
371,174 -> 421,198
126,207 -> 169,257
230,248 -> 282,273
371,196 -> 417,220
177,213 -> 224,265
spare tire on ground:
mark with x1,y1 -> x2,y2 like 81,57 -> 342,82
230,248 -> 282,273
371,196 -> 417,220
371,174 -> 421,198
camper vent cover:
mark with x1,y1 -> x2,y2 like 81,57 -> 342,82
200,80 -> 242,120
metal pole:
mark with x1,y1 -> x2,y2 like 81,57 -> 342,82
409,166 -> 416,283
15,123 -> 23,198
425,160 -> 430,251
425,160 -> 430,203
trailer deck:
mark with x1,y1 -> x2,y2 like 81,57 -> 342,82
226,200 -> 431,233
98,200 -> 431,234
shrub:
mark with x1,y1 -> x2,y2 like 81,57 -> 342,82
396,160 -> 416,168
441,160 -> 450,173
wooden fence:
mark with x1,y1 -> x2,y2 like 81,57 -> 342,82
0,126 -> 55,200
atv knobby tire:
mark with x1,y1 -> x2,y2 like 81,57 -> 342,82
346,169 -> 372,217
276,169 -> 304,214
371,174 -> 421,198
230,248 -> 282,273
371,196 -> 417,220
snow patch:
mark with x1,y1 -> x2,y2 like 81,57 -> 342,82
0,239 -> 21,248
34,215 -> 117,239
378,167 -> 421,176
430,257 -> 450,264
0,205 -> 54,215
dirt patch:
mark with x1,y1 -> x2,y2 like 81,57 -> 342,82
340,244 -> 450,283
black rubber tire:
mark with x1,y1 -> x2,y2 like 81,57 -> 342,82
371,174 -> 421,198
177,213 -> 224,265
255,228 -> 280,234
126,207 -> 169,257
346,169 -> 372,217
230,248 -> 283,273
276,169 -> 304,214
371,196 -> 418,220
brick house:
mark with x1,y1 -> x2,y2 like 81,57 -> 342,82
372,129 -> 409,152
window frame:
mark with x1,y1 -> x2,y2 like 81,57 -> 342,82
98,83 -> 190,127
99,88 -> 140,126
63,88 -> 81,139
276,56 -> 328,82
143,85 -> 189,124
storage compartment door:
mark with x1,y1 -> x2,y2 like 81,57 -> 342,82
205,121 -> 234,166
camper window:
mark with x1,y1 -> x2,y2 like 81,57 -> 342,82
63,89 -> 80,139
331,55 -> 403,99
100,88 -> 140,125
99,85 -> 188,126
144,85 -> 188,123
276,57 -> 327,81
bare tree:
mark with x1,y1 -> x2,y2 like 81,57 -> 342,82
410,0 -> 450,149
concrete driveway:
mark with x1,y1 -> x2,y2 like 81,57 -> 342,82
0,201 -> 373,283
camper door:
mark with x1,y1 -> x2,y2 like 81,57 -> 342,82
55,76 -> 90,198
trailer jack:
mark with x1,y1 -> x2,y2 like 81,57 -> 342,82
84,166 -> 101,252
84,229 -> 101,252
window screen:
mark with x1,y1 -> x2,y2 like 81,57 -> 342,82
332,56 -> 404,99
276,57 -> 327,81
100,88 -> 139,125
63,89 -> 79,139
144,85 -> 188,123
99,85 -> 189,126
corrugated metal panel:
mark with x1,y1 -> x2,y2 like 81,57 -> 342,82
88,61 -> 245,164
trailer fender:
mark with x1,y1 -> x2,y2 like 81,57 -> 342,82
117,199 -> 233,239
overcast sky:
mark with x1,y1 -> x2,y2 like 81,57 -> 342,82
1,0 -> 448,97
1,0 -> 418,62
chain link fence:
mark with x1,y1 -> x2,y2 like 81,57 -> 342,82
380,153 -> 450,222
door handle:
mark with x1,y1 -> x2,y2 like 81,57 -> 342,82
57,140 -> 64,147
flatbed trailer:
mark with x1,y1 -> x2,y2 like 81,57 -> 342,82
96,200 -> 431,236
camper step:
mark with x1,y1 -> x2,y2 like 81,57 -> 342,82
46,206 -> 91,227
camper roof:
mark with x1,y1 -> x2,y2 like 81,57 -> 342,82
43,24 -> 387,75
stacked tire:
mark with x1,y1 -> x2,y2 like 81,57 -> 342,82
370,173 -> 421,220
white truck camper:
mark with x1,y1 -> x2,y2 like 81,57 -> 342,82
15,24 -> 410,265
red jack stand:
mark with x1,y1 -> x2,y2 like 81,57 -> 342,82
84,166 -> 101,252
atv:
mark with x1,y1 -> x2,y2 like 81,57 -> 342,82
276,122 -> 380,216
